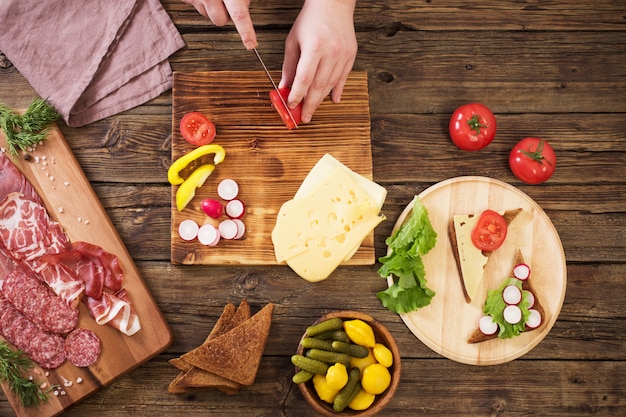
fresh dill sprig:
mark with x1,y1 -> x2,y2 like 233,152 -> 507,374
0,341 -> 50,407
0,97 -> 59,156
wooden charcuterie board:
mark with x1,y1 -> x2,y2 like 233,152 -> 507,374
171,71 -> 375,265
0,127 -> 172,417
388,177 -> 567,365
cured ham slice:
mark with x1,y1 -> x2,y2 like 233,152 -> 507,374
41,243 -> 140,336
0,153 -> 43,204
86,289 -> 141,336
0,192 -> 68,262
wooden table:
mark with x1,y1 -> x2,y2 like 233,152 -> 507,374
1,1 -> 625,415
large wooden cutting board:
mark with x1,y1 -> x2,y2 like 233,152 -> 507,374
0,127 -> 172,417
388,177 -> 567,365
171,71 -> 375,265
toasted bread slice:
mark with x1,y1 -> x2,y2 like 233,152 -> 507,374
180,303 -> 274,386
467,249 -> 544,343
449,208 -> 522,303
168,301 -> 250,394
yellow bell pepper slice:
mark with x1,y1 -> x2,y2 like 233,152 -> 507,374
168,144 -> 226,185
175,164 -> 215,211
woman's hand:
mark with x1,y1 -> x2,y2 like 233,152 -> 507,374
279,0 -> 358,123
181,0 -> 257,49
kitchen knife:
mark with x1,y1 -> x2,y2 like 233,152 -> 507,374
253,48 -> 298,129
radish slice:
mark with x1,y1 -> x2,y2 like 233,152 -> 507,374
218,219 -> 238,240
478,315 -> 498,335
178,219 -> 199,241
526,309 -> 542,329
217,179 -> 239,200
233,219 -> 246,239
198,224 -> 220,246
201,198 -> 224,219
225,199 -> 245,219
513,263 -> 531,280
503,305 -> 522,324
502,285 -> 522,305
525,291 -> 535,308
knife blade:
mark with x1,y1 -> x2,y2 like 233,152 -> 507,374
253,48 -> 298,129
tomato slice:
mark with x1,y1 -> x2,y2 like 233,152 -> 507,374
180,112 -> 216,146
470,210 -> 508,252
269,87 -> 302,130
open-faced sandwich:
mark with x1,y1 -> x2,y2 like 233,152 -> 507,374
468,249 -> 545,343
449,208 -> 522,303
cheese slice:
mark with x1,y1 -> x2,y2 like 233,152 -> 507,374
272,154 -> 387,282
295,154 -> 387,210
271,198 -> 384,282
451,209 -> 523,303
452,214 -> 489,303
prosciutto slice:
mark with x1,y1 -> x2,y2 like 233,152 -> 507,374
85,289 -> 141,336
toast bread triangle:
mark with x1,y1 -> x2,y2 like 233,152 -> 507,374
449,208 -> 522,303
467,249 -> 545,343
168,301 -> 252,393
180,303 -> 274,386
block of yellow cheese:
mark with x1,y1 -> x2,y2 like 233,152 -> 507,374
271,154 -> 386,282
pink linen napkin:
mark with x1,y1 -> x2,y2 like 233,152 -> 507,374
0,0 -> 185,127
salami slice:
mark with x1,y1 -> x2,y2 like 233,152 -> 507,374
65,328 -> 101,367
0,302 -> 66,369
29,332 -> 66,369
2,270 -> 78,334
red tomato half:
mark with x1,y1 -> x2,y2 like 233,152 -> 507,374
269,88 -> 302,130
509,137 -> 556,184
471,210 -> 508,252
449,103 -> 497,151
180,112 -> 216,146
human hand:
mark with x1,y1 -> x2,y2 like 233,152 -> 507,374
181,0 -> 257,49
279,0 -> 357,123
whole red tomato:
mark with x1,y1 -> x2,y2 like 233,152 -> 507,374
449,103 -> 497,151
509,137 -> 556,184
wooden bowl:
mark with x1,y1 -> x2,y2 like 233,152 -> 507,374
296,311 -> 401,417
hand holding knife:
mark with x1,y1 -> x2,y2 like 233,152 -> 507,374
253,48 -> 299,129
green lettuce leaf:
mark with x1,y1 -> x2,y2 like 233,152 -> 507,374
484,278 -> 532,338
377,196 -> 437,314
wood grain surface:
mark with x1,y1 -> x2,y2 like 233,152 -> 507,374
171,71 -> 375,265
0,1 -> 624,416
0,128 -> 171,417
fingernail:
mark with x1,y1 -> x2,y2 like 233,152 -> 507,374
244,40 -> 257,50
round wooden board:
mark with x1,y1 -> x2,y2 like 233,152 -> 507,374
387,176 -> 567,365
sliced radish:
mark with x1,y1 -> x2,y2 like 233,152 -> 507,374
503,305 -> 522,324
478,315 -> 498,335
513,263 -> 531,280
217,179 -> 239,200
233,218 -> 246,239
225,199 -> 245,219
198,224 -> 220,246
218,219 -> 238,240
525,291 -> 535,308
526,309 -> 542,329
201,198 -> 224,219
178,219 -> 199,241
502,285 -> 522,305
